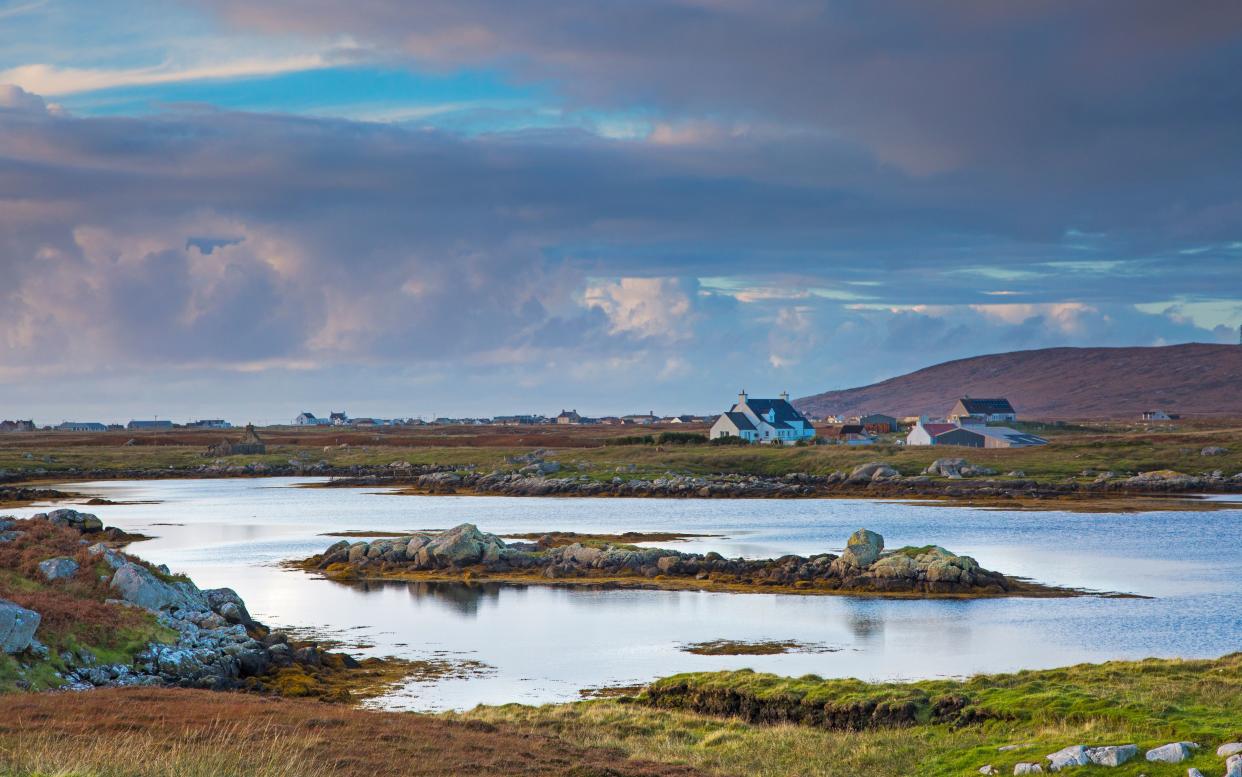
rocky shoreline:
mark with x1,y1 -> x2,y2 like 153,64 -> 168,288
296,524 -> 1083,598
6,456 -> 1242,506
1,509 -> 402,701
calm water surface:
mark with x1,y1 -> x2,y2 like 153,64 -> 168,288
11,478 -> 1242,711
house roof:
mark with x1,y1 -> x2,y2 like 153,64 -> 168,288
737,398 -> 808,430
957,397 -> 1016,415
825,424 -> 866,436
923,423 -> 957,437
722,411 -> 756,431
973,426 -> 1047,445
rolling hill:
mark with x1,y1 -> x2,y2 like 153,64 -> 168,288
795,343 -> 1242,420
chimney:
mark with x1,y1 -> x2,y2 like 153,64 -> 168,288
780,391 -> 789,402
738,389 -> 748,405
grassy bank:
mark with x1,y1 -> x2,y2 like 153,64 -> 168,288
2,421 -> 1241,488
0,520 -> 176,691
463,654 -> 1242,777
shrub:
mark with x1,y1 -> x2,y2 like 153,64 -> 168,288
655,432 -> 707,445
605,435 -> 656,446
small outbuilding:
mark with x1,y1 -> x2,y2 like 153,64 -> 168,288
206,424 -> 267,456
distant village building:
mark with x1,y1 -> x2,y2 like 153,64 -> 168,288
948,397 -> 1017,424
0,420 -> 36,433
857,413 -> 899,434
127,420 -> 174,431
556,409 -> 582,425
206,424 -> 267,456
55,422 -> 107,432
906,418 -> 1046,448
905,420 -> 958,447
820,424 -> 874,445
622,412 -> 659,425
709,391 -> 817,445
668,415 -> 700,424
186,419 -> 232,429
494,415 -> 544,426
294,412 -> 331,426
330,412 -> 348,426
1141,410 -> 1180,421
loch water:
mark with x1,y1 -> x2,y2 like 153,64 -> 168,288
12,477 -> 1242,711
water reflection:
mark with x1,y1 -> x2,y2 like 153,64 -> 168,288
9,477 -> 1242,710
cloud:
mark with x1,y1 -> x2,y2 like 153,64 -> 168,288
0,54 -> 337,96
0,85 -> 1238,419
0,83 -> 47,112
197,0 -> 1242,177
583,277 -> 696,341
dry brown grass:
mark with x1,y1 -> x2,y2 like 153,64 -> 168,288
0,689 -> 713,777
0,521 -> 153,649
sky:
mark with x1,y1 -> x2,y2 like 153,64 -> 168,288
2,0 -> 1241,424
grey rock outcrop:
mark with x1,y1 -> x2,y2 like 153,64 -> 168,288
0,598 -> 41,654
1014,764 -> 1043,774
840,528 -> 884,568
1145,742 -> 1198,763
310,524 -> 1025,596
38,557 -> 80,581
31,508 -> 103,533
1045,745 -> 1089,770
87,543 -> 127,570
849,462 -> 899,483
1085,744 -> 1137,767
109,563 -> 209,613
1219,744 -> 1242,758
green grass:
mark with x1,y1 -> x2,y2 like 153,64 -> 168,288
460,654 -> 1242,777
3,424 -> 1242,501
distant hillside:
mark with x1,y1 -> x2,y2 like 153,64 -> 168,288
796,343 -> 1242,419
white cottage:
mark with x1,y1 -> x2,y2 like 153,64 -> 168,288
710,391 -> 816,445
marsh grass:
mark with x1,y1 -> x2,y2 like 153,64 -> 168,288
463,654 -> 1242,777
0,721 -> 326,777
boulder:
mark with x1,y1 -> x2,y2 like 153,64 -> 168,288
38,557 -> 80,581
1201,446 -> 1228,456
1085,744 -> 1137,767
34,508 -> 104,533
1145,742 -> 1198,763
869,554 -> 917,580
925,458 -> 968,478
848,462 -> 898,483
204,588 -> 254,626
347,542 -> 368,562
841,528 -> 884,567
1218,744 -> 1242,758
979,766 -> 997,775
87,543 -> 127,570
0,599 -> 41,654
109,563 -> 208,613
1046,745 -> 1090,771
421,523 -> 504,566
1229,754 -> 1242,777
1014,764 -> 1043,774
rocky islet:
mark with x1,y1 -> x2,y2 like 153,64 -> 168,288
301,523 -> 1074,597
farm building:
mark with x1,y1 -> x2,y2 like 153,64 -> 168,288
948,397 -> 1017,424
710,391 -> 816,445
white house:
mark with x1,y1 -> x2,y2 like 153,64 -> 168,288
906,418 -> 1045,448
710,391 -> 816,445
905,419 -> 958,446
